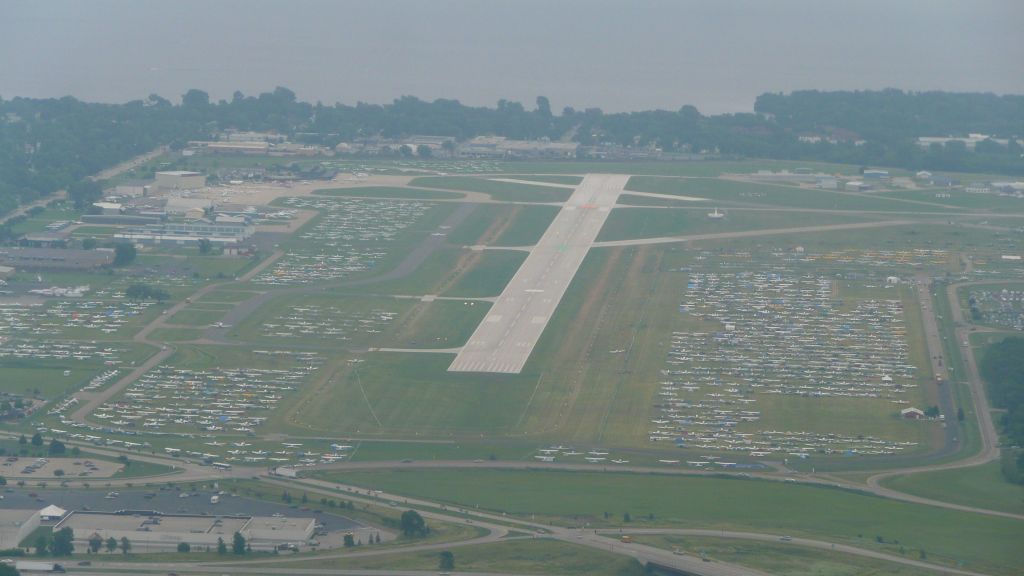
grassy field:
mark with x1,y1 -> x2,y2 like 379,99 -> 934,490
316,468 -> 1023,575
7,205 -> 81,234
501,174 -> 583,185
441,250 -> 525,297
625,177 -> 960,213
881,188 -> 1024,213
166,307 -> 228,326
883,461 -> 1024,515
444,204 -> 559,247
595,207 -> 872,241
285,352 -> 536,437
147,327 -> 204,341
197,289 -> 264,303
313,186 -> 465,200
632,535 -> 944,576
387,299 -> 491,349
410,176 -> 572,203
290,538 -> 644,575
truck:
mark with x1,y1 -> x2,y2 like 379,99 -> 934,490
15,561 -> 67,573
210,495 -> 220,504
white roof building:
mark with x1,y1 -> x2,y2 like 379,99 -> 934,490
39,505 -> 67,520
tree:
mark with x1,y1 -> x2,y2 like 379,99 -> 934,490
17,435 -> 25,445
398,145 -> 413,158
232,532 -> 246,555
216,537 -> 227,554
623,512 -> 632,522
442,140 -> 456,158
105,537 -> 117,553
0,476 -> 6,486
113,243 -> 136,266
88,533 -> 103,553
82,237 -> 97,250
343,533 -> 355,547
416,144 -> 433,158
33,533 -> 49,556
535,96 -> 552,118
119,536 -> 131,555
51,527 -> 74,556
182,89 -> 210,108
0,564 -> 19,576
198,238 -> 212,255
399,510 -> 427,537
48,439 -> 66,455
30,433 -> 42,447
68,179 -> 103,210
177,542 -> 191,553
125,283 -> 169,301
439,550 -> 455,571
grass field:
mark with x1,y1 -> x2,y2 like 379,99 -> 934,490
501,174 -> 583,185
595,207 -> 872,241
883,461 -> 1024,515
286,352 -> 536,437
632,535 -> 944,576
441,251 -> 525,297
197,289 -> 265,303
881,188 -> 1024,213
409,176 -> 572,203
444,204 -> 559,247
313,186 -> 465,200
147,327 -> 204,341
291,538 -> 643,575
166,307 -> 228,326
625,177 -> 960,213
316,468 -> 1023,575
7,205 -> 81,235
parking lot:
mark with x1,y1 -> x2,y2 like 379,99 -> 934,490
2,456 -> 122,479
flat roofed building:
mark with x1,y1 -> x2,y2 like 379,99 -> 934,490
56,512 -> 313,552
0,247 -> 114,270
57,512 -> 250,552
114,218 -> 255,246
245,516 -> 315,548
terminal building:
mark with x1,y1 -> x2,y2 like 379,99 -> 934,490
114,215 -> 255,247
55,511 -> 314,552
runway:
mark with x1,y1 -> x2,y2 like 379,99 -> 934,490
448,173 -> 629,373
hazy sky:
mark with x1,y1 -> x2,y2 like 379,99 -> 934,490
2,0 -> 1021,114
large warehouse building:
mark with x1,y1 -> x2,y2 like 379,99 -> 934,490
55,511 -> 314,552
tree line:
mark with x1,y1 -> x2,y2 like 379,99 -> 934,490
979,336 -> 1024,483
2,87 -> 1022,218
